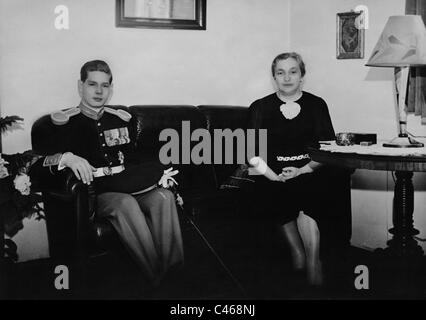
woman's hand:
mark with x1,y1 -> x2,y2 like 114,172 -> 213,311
279,164 -> 315,182
278,167 -> 300,182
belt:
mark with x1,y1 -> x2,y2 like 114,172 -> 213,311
93,165 -> 125,178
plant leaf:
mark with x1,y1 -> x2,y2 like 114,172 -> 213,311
0,116 -> 24,133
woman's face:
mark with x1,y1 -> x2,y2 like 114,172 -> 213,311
273,58 -> 303,97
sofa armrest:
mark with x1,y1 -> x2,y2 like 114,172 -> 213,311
36,168 -> 91,261
36,168 -> 85,198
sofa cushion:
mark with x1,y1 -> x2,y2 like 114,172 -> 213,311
219,164 -> 255,191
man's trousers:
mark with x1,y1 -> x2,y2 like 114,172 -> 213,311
97,188 -> 184,285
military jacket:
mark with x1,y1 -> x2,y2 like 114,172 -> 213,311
56,107 -> 133,168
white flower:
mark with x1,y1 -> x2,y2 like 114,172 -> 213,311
13,173 -> 31,195
279,102 -> 301,120
0,165 -> 9,179
0,155 -> 9,178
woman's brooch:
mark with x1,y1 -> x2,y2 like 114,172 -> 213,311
279,101 -> 301,120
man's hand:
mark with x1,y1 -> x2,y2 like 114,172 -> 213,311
158,167 -> 179,188
60,152 -> 95,185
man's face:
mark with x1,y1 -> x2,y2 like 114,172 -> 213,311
78,71 -> 112,108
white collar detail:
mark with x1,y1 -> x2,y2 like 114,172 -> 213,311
279,101 -> 301,120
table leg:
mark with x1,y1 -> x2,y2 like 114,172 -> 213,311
387,171 -> 423,257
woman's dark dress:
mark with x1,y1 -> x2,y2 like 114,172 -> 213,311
248,91 -> 335,225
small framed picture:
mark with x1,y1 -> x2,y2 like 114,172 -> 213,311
116,0 -> 206,30
336,11 -> 364,59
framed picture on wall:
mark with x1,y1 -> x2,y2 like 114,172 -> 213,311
336,11 -> 364,59
116,0 -> 206,30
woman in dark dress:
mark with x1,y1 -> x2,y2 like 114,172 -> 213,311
248,52 -> 335,286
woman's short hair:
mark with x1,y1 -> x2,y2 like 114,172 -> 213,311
271,52 -> 306,77
80,60 -> 113,84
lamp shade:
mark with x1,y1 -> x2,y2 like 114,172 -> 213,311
366,15 -> 426,67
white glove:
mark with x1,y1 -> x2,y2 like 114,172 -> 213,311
175,193 -> 184,207
158,167 -> 179,188
249,157 -> 279,181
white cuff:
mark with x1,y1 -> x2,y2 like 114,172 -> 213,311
58,152 -> 72,171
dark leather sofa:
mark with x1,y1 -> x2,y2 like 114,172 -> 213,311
31,105 -> 353,295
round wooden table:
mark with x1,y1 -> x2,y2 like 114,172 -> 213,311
309,147 -> 426,257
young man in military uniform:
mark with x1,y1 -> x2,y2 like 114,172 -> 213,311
41,60 -> 184,286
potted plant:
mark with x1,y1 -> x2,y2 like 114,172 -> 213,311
0,116 -> 44,263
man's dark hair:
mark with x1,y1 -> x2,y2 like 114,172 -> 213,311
271,52 -> 306,77
80,60 -> 113,84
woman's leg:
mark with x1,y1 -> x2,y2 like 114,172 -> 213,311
279,219 -> 306,270
254,178 -> 308,273
297,213 -> 323,286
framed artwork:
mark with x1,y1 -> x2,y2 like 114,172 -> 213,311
116,0 -> 206,30
336,11 -> 364,59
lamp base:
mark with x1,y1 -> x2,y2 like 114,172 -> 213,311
382,136 -> 424,148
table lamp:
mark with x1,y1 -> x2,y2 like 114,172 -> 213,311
366,15 -> 426,147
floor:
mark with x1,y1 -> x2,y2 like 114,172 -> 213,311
2,208 -> 426,300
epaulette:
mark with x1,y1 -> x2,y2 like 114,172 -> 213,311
104,107 -> 132,122
51,107 -> 81,125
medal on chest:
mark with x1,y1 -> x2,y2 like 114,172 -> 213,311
103,127 -> 130,146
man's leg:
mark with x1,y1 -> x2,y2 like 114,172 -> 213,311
135,188 -> 184,274
97,192 -> 162,284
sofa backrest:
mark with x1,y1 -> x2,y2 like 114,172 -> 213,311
31,104 -> 250,195
129,105 -> 206,153
197,105 -> 249,187
129,105 -> 216,196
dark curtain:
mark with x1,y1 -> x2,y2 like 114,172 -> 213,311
406,0 -> 426,124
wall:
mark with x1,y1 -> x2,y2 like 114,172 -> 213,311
290,0 -> 426,251
0,0 -> 291,261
